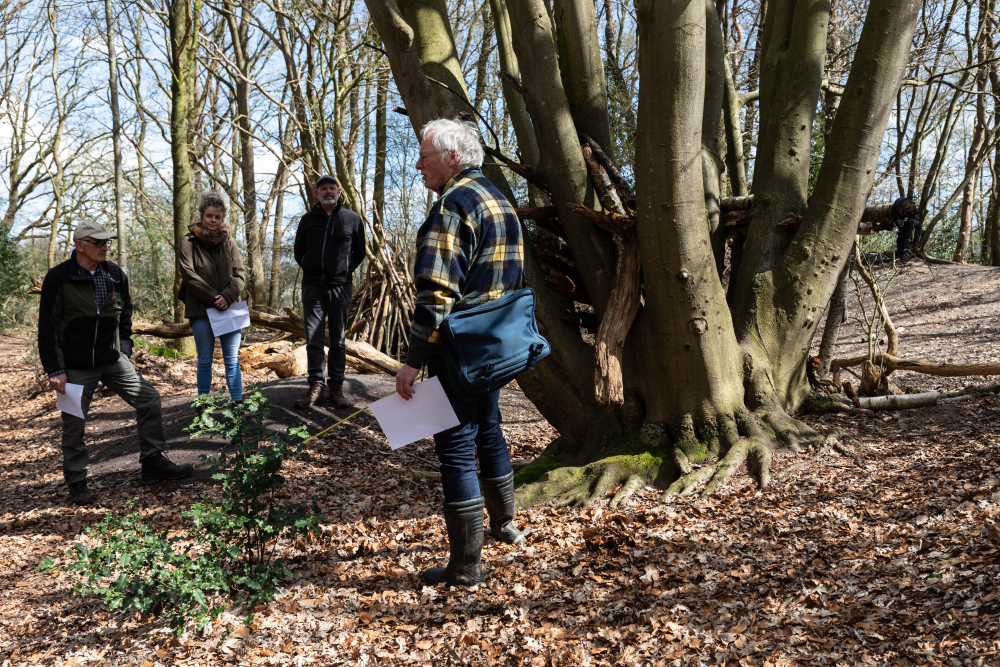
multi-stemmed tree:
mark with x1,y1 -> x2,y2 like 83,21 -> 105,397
367,0 -> 921,506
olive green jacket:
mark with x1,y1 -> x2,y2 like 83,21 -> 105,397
177,232 -> 247,319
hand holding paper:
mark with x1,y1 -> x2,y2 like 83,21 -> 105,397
57,383 -> 86,420
206,300 -> 251,336
368,376 -> 459,449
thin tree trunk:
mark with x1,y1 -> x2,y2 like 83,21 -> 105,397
169,0 -> 199,323
472,1 -> 494,114
488,0 -> 544,205
551,0 -> 613,161
104,0 -> 126,270
818,259 -> 850,378
373,64 -> 388,223
953,0 -> 993,263
823,0 -> 841,144
361,75 -> 371,202
46,2 -> 65,270
987,33 -> 1000,265
226,0 -> 264,304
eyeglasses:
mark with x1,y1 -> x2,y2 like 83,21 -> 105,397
79,238 -> 111,248
417,149 -> 449,164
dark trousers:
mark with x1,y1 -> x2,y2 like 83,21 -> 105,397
427,355 -> 513,503
62,356 -> 166,484
302,282 -> 352,386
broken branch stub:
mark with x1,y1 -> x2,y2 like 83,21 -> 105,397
573,137 -> 642,408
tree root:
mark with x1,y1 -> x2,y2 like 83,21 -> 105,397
514,404 -> 843,508
659,435 -> 771,501
515,459 -> 643,508
610,475 -> 646,508
800,392 -> 875,416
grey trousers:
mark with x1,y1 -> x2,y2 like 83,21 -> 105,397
61,355 -> 167,484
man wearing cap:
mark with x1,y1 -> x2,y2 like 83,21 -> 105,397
293,175 -> 366,409
38,220 -> 193,506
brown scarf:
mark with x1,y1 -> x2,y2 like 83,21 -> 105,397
190,222 -> 229,247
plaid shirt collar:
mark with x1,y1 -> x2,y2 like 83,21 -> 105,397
75,255 -> 110,310
438,167 -> 479,196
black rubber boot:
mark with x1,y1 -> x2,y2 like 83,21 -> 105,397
423,497 -> 486,587
480,472 -> 527,545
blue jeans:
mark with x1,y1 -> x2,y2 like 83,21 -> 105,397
428,355 -> 513,503
190,317 -> 243,400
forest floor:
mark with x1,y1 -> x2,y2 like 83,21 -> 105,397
2,258 -> 1000,667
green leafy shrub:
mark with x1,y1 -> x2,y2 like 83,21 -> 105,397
43,501 -> 231,632
189,386 -> 323,572
41,387 -> 323,634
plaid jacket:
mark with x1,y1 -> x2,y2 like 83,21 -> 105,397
406,168 -> 524,368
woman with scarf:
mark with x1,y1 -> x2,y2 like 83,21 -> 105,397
178,191 -> 247,404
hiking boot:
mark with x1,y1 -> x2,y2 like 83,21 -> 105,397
480,472 -> 528,545
423,497 -> 486,587
294,383 -> 324,409
140,452 -> 194,485
68,479 -> 93,506
327,381 -> 353,409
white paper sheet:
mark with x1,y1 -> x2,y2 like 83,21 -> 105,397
206,300 -> 251,337
368,376 -> 460,450
57,382 -> 86,420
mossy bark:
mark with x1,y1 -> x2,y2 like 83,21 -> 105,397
515,0 -> 921,509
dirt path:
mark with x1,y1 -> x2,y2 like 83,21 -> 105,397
0,334 -> 550,511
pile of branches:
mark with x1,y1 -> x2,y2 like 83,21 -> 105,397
345,209 -> 415,360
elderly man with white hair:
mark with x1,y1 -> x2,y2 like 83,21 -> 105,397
395,118 -> 529,588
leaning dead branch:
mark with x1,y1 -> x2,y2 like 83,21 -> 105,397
572,141 -> 641,408
830,353 -> 1000,378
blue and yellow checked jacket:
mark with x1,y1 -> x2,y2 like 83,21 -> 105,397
405,167 -> 525,368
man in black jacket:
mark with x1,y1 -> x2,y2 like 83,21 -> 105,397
293,175 -> 366,408
38,220 -> 193,506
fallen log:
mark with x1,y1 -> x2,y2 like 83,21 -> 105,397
856,391 -> 939,410
241,341 -> 309,378
830,353 -> 1000,378
241,341 -> 385,377
133,310 -> 403,375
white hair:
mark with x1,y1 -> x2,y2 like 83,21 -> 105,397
420,118 -> 484,169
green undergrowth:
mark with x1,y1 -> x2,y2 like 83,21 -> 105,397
134,337 -> 187,359
40,387 -> 322,634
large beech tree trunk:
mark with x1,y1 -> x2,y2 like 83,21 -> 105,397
633,0 -> 744,442
369,0 -> 920,508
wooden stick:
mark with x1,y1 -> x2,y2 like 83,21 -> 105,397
831,353 -> 1000,377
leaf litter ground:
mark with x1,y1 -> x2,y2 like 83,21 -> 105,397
3,262 -> 1000,666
